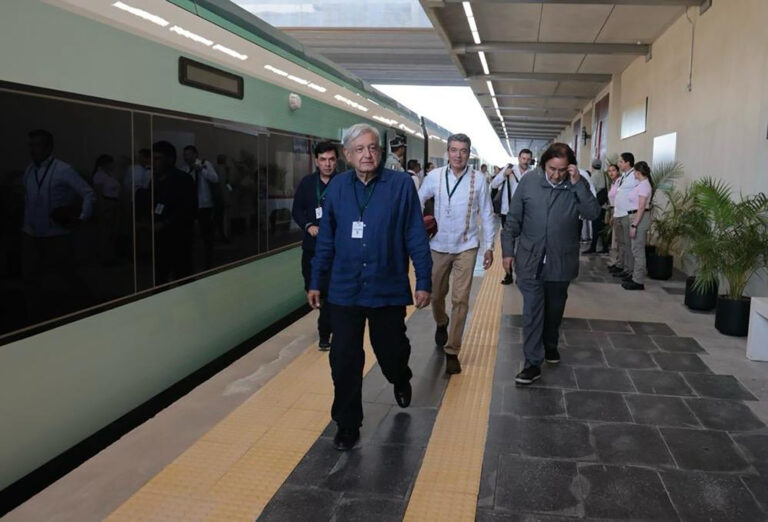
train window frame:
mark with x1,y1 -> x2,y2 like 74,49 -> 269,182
178,57 -> 244,100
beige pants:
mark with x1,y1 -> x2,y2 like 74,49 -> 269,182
431,248 -> 478,355
630,212 -> 652,284
615,215 -> 632,272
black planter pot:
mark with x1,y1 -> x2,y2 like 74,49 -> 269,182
645,245 -> 657,266
715,296 -> 751,337
684,276 -> 718,311
647,254 -> 673,280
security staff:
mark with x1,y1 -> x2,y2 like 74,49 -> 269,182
309,123 -> 432,451
385,136 -> 406,172
291,141 -> 339,350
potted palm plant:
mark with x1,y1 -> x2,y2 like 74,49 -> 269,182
687,178 -> 768,336
646,162 -> 685,279
676,185 -> 718,310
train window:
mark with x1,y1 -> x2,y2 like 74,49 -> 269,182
0,89 -> 136,336
178,57 -> 244,100
266,134 -> 311,250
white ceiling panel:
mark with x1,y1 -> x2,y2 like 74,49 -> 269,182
578,54 -> 637,74
533,53 -> 585,73
538,4 -> 613,43
474,4 -> 542,42
597,6 -> 684,44
495,81 -> 559,96
554,81 -> 607,96
489,53 -> 536,73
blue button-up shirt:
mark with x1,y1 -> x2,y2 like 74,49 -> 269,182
310,168 -> 432,307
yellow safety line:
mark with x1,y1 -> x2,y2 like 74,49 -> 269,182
107,272 -> 418,522
403,242 -> 504,522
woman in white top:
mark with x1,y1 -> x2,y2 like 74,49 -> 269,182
622,161 -> 653,290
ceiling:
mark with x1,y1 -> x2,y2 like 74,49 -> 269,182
420,0 -> 710,156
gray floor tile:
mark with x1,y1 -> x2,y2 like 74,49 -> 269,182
560,317 -> 591,330
503,386 -> 565,417
518,417 -> 595,460
733,434 -> 768,463
662,470 -> 766,522
653,352 -> 713,373
685,398 -> 766,431
258,485 -> 341,521
742,466 -> 768,516
579,464 -> 677,520
629,321 -> 677,336
660,427 -> 750,472
504,314 -> 525,327
608,333 -> 658,351
573,367 -> 635,392
478,452 -> 501,509
652,336 -> 706,353
370,408 -> 438,446
625,394 -> 700,428
320,443 -> 425,497
663,286 -> 686,295
495,456 -> 583,516
559,347 -> 606,367
485,414 -> 521,455
562,330 -> 611,349
530,365 -> 577,389
476,509 -> 524,521
628,370 -> 696,397
592,423 -> 675,467
334,494 -> 406,522
683,374 -> 758,401
588,319 -> 633,333
604,350 -> 658,370
284,439 -> 343,487
321,402 -> 393,442
564,391 -> 633,422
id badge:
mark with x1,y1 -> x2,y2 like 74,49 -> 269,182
351,221 -> 364,239
154,203 -> 165,215
315,207 -> 323,219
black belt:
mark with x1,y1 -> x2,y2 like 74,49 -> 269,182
627,209 -> 649,215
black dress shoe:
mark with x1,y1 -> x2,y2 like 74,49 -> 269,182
622,280 -> 645,290
333,427 -> 360,451
515,366 -> 541,385
608,265 -> 622,273
500,273 -> 514,285
613,271 -> 631,278
622,274 -> 634,282
394,380 -> 412,408
435,319 -> 449,347
446,354 -> 462,374
318,338 -> 331,351
544,348 -> 561,364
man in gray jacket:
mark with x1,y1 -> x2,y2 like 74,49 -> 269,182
501,143 -> 601,384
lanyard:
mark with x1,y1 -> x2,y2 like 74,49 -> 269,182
445,165 -> 469,203
34,159 -> 55,191
353,178 -> 377,219
316,174 -> 330,204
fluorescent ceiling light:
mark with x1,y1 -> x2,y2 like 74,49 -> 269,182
112,1 -> 169,27
398,123 -> 417,134
478,51 -> 490,76
213,44 -> 247,61
287,74 -> 309,85
265,64 -> 289,76
169,25 -> 213,46
308,83 -> 327,93
492,97 -> 500,111
334,94 -> 369,112
366,98 -> 381,106
486,81 -> 496,97
462,2 -> 482,45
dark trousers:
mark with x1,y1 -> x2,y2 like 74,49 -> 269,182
198,207 -> 215,270
590,208 -> 607,252
302,249 -> 332,340
517,278 -> 570,368
329,304 -> 412,429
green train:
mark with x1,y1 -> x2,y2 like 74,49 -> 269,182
0,0 -> 460,504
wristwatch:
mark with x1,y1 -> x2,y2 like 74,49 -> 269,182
630,223 -> 638,228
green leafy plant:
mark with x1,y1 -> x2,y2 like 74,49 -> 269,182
686,178 -> 768,299
651,184 -> 694,257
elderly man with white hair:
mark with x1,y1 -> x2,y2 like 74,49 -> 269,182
309,123 -> 432,451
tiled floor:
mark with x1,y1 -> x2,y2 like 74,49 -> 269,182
479,314 -> 768,521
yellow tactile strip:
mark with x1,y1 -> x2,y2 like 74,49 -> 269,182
403,242 -> 504,522
107,274 -> 417,522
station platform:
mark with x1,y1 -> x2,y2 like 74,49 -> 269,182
5,248 -> 768,522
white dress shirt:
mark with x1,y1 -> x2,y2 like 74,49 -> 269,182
186,159 -> 219,209
93,169 -> 121,199
407,169 -> 421,190
124,164 -> 150,192
23,156 -> 95,237
490,165 -> 529,216
614,168 -> 639,217
418,165 -> 496,254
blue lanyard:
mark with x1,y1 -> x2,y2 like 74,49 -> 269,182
445,166 -> 469,202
